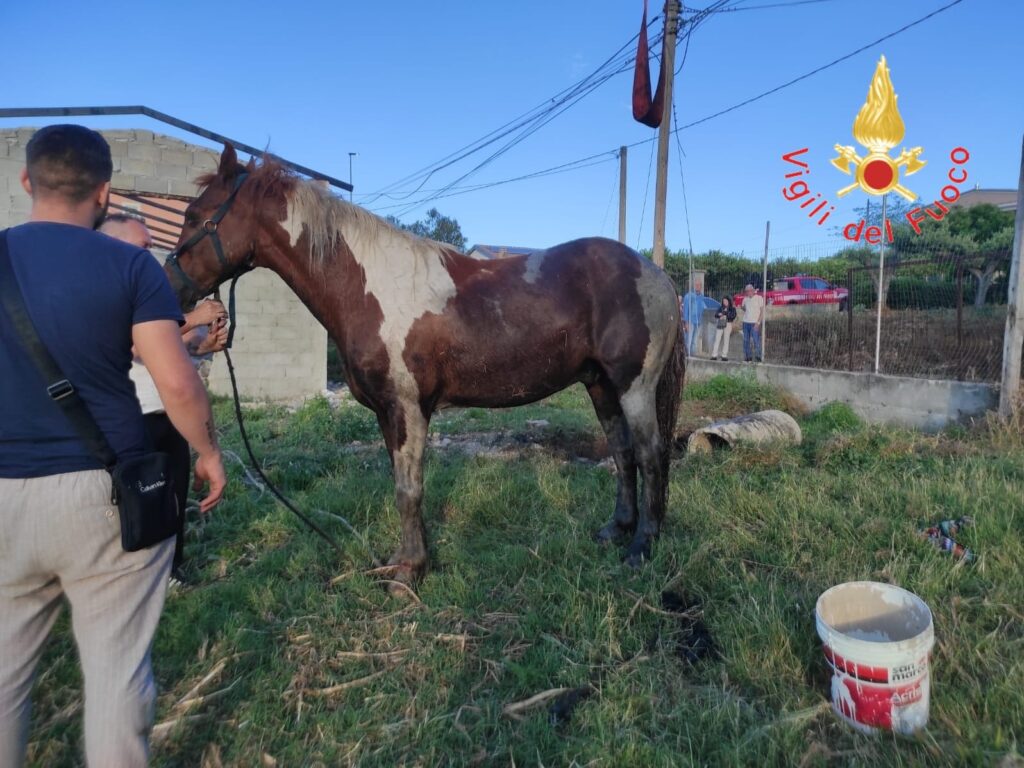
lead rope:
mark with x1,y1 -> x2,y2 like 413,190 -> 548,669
213,274 -> 381,566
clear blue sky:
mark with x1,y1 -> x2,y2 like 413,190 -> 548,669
4,0 -> 1020,257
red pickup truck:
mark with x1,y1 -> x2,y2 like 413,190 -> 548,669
735,276 -> 849,311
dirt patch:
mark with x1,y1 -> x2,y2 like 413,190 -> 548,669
301,383 -> 614,465
433,429 -> 612,467
327,427 -> 615,469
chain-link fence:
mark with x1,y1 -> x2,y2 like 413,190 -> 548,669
668,240 -> 1013,383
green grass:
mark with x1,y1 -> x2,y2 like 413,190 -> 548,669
24,375 -> 1024,767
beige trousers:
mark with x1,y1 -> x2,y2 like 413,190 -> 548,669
712,323 -> 733,358
0,470 -> 173,767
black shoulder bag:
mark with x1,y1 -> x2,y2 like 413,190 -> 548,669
0,231 -> 179,551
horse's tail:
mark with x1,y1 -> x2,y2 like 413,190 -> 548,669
655,315 -> 685,486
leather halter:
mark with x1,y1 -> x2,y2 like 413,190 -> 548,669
164,172 -> 250,299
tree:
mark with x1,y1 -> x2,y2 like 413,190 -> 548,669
945,204 -> 1014,307
841,197 -> 920,309
946,203 -> 1015,243
385,208 -> 467,250
662,249 -> 757,297
899,203 -> 1014,307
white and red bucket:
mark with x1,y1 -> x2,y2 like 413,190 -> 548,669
815,582 -> 934,735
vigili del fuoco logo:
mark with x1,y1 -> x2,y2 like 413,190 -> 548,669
781,55 -> 970,244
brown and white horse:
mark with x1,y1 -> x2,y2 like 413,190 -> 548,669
168,145 -> 684,582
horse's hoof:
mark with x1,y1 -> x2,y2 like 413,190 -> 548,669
386,577 -> 419,600
376,562 -> 423,599
623,542 -> 652,568
594,521 -> 632,545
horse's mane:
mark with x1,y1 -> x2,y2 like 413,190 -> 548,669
197,158 -> 443,266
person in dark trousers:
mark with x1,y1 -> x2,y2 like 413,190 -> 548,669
99,215 -> 228,587
711,295 -> 737,360
741,283 -> 765,362
0,125 -> 226,768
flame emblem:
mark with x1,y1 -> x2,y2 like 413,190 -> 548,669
831,56 -> 925,201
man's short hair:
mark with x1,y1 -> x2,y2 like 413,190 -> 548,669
745,284 -> 755,291
25,125 -> 113,203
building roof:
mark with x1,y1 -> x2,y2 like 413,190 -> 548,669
467,244 -> 540,260
951,188 -> 1017,213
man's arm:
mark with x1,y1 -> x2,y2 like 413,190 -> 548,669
180,299 -> 227,334
133,319 -> 225,513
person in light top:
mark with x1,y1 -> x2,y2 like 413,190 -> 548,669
680,281 -> 705,356
741,284 -> 765,363
98,215 -> 228,586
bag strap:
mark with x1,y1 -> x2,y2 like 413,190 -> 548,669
0,230 -> 118,470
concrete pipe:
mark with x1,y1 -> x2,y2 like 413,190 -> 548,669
686,409 -> 802,454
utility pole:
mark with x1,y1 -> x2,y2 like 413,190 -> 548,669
651,0 -> 681,268
874,194 -> 887,374
761,220 -> 770,362
999,135 -> 1024,418
348,152 -> 356,202
618,146 -> 628,244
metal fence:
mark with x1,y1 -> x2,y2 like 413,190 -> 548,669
673,241 -> 1012,383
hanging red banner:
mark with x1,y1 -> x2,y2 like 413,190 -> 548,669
632,0 -> 666,128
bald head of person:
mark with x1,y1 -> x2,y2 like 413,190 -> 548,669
99,214 -> 154,250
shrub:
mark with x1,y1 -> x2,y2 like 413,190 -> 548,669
802,402 -> 863,442
684,373 -> 785,413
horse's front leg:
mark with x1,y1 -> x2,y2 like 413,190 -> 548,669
377,401 -> 430,589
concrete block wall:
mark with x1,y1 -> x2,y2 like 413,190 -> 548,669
205,268 -> 328,401
687,358 -> 998,431
1,126 -> 326,402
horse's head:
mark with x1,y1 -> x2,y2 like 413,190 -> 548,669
166,144 -> 259,308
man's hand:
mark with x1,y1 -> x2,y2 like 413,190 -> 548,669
193,451 -> 226,514
187,299 -> 227,328
195,320 -> 229,355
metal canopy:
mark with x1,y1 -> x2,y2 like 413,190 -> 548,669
0,105 -> 353,192
108,191 -> 188,252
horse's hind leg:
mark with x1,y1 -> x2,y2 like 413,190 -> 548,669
619,386 -> 667,567
376,401 -> 429,589
586,380 -> 638,544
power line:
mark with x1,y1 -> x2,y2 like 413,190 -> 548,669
362,20 -> 662,207
599,159 -> 619,237
380,0 -> 722,217
668,0 -> 966,134
381,28 -> 668,217
370,153 -> 618,211
689,0 -> 840,12
385,63 -> 634,217
673,102 -> 696,258
636,134 -> 658,251
383,1 -> 733,217
377,0 -> 964,209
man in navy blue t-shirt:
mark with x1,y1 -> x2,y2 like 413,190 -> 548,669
0,125 -> 226,767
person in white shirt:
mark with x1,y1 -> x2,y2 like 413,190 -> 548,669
741,283 -> 765,363
99,215 -> 228,584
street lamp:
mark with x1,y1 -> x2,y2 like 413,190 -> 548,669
348,152 -> 356,202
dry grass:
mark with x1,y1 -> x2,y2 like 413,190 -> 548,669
763,307 -> 1007,381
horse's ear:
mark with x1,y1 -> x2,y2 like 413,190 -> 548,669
218,144 -> 239,176
246,156 -> 257,172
